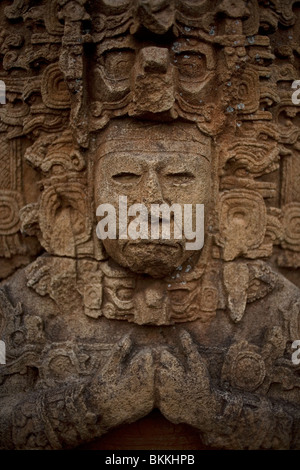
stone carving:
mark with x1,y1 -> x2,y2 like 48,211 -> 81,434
0,0 -> 300,450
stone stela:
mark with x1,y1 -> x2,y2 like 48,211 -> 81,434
0,0 -> 299,450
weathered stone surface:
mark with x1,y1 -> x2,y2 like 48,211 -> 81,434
0,0 -> 300,450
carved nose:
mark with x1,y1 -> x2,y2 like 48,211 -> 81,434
132,46 -> 174,115
139,47 -> 170,74
142,172 -> 164,206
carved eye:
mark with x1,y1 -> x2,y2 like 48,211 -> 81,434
103,49 -> 135,80
30,58 -> 50,71
166,172 -> 195,185
116,288 -> 133,301
169,288 -> 189,304
175,52 -> 206,78
112,172 -> 141,183
26,93 -> 41,106
253,55 -> 272,67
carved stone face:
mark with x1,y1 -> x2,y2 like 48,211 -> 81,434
94,119 -> 211,277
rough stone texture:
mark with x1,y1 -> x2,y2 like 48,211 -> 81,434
0,0 -> 300,450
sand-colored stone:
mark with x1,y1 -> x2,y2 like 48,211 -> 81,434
0,0 -> 300,450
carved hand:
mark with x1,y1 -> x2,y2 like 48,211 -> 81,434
87,334 -> 155,430
157,330 -> 216,430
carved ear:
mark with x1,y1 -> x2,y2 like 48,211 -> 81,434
38,182 -> 92,256
217,189 -> 267,261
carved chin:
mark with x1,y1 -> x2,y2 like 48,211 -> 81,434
103,239 -> 187,278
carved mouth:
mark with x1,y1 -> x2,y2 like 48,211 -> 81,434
120,240 -> 185,278
122,239 -> 183,254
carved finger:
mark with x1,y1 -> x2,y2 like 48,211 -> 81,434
102,334 -> 133,376
179,330 -> 201,364
158,349 -> 185,384
128,348 -> 155,386
179,330 -> 211,387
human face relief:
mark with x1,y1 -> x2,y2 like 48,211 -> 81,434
94,135 -> 211,278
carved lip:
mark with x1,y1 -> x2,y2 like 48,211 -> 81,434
121,239 -> 185,259
122,239 -> 183,250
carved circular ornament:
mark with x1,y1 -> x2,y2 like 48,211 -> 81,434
0,190 -> 23,236
283,203 -> 300,251
230,351 -> 266,392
